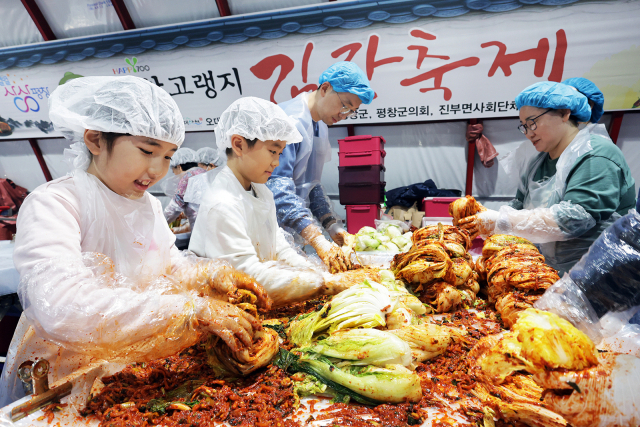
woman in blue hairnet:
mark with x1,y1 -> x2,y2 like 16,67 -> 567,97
459,81 -> 636,275
266,62 -> 375,273
563,77 -> 609,138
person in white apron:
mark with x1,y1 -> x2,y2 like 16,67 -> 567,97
459,81 -> 635,275
163,147 -> 205,231
189,97 -> 380,306
266,62 -> 375,273
0,76 -> 265,409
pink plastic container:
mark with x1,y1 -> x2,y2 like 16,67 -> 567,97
338,149 -> 386,167
422,197 -> 459,217
346,205 -> 380,234
338,135 -> 385,153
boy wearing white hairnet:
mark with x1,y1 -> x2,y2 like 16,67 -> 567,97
0,76 -> 269,408
189,97 -> 379,307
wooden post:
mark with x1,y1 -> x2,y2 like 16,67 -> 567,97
28,139 -> 53,182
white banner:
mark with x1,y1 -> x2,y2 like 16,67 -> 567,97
1,0 -> 639,139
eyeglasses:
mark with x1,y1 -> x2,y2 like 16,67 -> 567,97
335,91 -> 358,118
518,109 -> 553,134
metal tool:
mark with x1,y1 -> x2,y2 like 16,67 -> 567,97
10,359 -> 72,422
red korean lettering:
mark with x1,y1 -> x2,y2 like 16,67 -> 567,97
481,38 -> 549,78
481,29 -> 567,81
366,35 -> 403,80
291,42 -> 317,98
401,57 -> 480,101
548,29 -> 567,82
250,54 -> 295,103
331,42 -> 363,61
407,29 -> 450,69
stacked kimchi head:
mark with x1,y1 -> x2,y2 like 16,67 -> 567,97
476,235 -> 560,327
391,223 -> 480,313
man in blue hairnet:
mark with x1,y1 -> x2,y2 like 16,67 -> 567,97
266,62 -> 374,273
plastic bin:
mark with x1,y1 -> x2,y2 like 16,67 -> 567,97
338,135 -> 385,153
338,149 -> 385,167
338,165 -> 385,185
422,197 -> 458,217
346,205 -> 380,234
339,182 -> 385,205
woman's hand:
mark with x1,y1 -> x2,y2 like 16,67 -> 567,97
457,209 -> 499,240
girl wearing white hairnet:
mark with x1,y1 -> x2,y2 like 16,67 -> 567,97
189,97 -> 379,307
0,76 -> 269,409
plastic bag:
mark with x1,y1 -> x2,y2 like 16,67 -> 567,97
535,210 -> 640,347
568,209 -> 640,316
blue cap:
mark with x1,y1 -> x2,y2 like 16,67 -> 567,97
318,62 -> 375,104
515,81 -> 592,123
563,77 -> 604,123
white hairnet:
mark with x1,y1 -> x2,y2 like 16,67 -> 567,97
170,147 -> 199,168
197,147 -> 219,165
215,97 -> 302,158
49,76 -> 185,147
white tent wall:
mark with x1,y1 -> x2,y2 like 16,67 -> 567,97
227,0 -> 330,16
33,0 -> 124,40
617,116 -> 640,192
122,0 -> 220,28
0,140 -> 48,191
0,0 -> 44,48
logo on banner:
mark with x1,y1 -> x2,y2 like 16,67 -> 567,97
113,57 -> 151,74
3,82 -> 49,113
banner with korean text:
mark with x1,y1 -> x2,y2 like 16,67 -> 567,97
1,0 -> 639,139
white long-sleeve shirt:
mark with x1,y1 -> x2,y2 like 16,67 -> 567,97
189,166 -> 325,306
1,172 -> 196,408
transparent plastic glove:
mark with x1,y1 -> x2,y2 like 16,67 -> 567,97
457,209 -> 499,240
533,352 -> 640,427
194,298 -> 262,352
164,198 -> 183,223
322,269 -> 381,295
172,223 -> 191,234
327,222 -> 349,246
19,253 -> 200,361
301,224 -> 351,273
171,252 -> 271,311
493,201 -> 596,244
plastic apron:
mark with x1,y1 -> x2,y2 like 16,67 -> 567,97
200,166 -> 279,262
521,128 -> 619,274
279,93 -> 332,205
161,173 -> 183,199
582,122 -> 610,138
0,169 -> 174,408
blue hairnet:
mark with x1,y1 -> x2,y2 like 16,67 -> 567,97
563,77 -> 604,123
318,62 -> 374,104
515,81 -> 591,122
